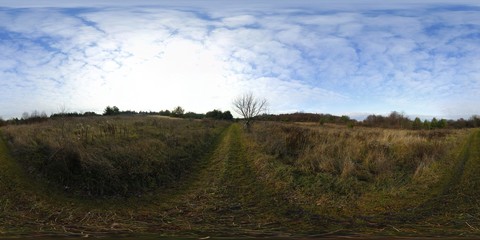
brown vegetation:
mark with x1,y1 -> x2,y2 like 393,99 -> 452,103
1,116 -> 229,197
0,118 -> 479,237
246,121 -> 470,216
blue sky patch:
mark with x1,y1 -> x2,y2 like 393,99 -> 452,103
0,1 -> 479,119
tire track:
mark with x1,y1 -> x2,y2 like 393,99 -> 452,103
154,123 -> 327,237
398,130 -> 480,229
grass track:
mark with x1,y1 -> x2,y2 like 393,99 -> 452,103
382,129 -> 480,236
1,126 -> 480,238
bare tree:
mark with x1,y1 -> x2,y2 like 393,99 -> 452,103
232,92 -> 268,130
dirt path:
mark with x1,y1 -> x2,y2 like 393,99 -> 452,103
139,123 -> 321,237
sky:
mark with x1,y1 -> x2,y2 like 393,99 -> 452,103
0,0 -> 479,120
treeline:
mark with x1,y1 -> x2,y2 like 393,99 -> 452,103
1,106 -> 233,126
4,110 -> 51,125
363,111 -> 480,129
255,111 -> 480,130
257,112 -> 353,125
2,108 -> 479,130
101,106 -> 233,120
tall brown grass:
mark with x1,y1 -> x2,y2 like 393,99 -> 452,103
247,121 -> 468,201
1,116 -> 229,197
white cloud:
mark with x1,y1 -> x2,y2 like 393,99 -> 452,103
2,0 -> 480,10
0,2 -> 480,119
221,15 -> 257,28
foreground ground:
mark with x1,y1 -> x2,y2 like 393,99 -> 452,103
1,119 -> 480,238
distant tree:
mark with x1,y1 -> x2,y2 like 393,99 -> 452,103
21,112 -> 29,120
119,110 -> 138,115
83,111 -> 99,116
423,119 -> 431,130
104,106 -> 120,115
412,117 -> 422,130
171,106 -> 185,118
222,111 -> 233,121
453,118 -> 467,129
232,92 -> 268,129
364,114 -> 385,127
387,111 -> 410,128
183,111 -> 205,119
31,110 -> 40,118
206,109 -> 233,120
340,115 -> 350,124
319,118 -> 325,126
17,110 -> 49,124
206,109 -> 223,119
437,119 -> 447,129
470,115 -> 480,127
431,117 -> 439,129
159,110 -> 171,116
0,117 -> 5,127
103,107 -> 112,115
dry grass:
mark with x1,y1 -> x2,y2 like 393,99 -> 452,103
251,122 -> 460,178
246,121 -> 470,216
0,119 -> 478,237
1,116 -> 229,197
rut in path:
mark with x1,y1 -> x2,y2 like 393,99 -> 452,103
143,123 -> 325,236
0,124 -> 330,237
441,130 -> 479,195
5,125 -> 480,237
398,130 -> 480,228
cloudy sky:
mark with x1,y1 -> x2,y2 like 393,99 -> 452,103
0,0 -> 479,119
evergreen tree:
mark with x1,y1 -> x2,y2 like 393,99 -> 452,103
412,117 -> 422,130
423,119 -> 431,130
431,117 -> 439,129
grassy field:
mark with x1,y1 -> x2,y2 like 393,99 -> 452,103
1,116 -> 228,197
246,122 -> 478,233
1,117 -> 479,238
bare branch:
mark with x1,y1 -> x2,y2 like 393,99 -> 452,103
232,92 -> 268,129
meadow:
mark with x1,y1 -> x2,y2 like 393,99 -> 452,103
1,116 -> 229,196
0,116 -> 479,238
246,122 -> 472,223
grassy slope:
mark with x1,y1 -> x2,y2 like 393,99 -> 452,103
1,124 -> 480,238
